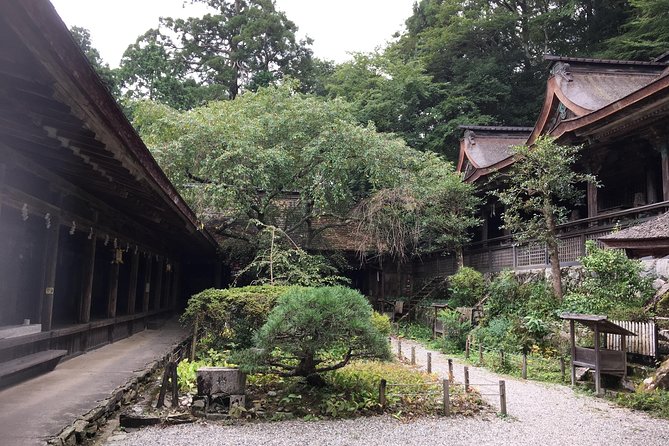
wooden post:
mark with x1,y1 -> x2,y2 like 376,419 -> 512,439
379,379 -> 387,408
570,320 -> 576,386
190,316 -> 199,362
142,255 -> 152,313
427,352 -> 432,373
465,336 -> 470,359
171,362 -> 179,407
499,380 -> 507,416
411,346 -> 416,365
660,144 -> 669,202
171,262 -> 181,309
40,215 -> 61,332
464,366 -> 470,392
522,352 -> 528,379
499,350 -> 505,367
443,379 -> 450,416
107,260 -> 120,319
587,181 -> 598,218
127,251 -> 140,315
448,359 -> 453,381
432,306 -> 437,338
621,334 -> 627,378
479,343 -> 483,364
153,258 -> 164,310
397,340 -> 402,359
79,234 -> 96,323
560,356 -> 566,381
594,324 -> 602,395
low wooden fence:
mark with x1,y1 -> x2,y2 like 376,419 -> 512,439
394,340 -> 508,416
607,320 -> 658,358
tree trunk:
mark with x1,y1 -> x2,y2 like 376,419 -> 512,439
455,246 -> 464,270
544,203 -> 563,299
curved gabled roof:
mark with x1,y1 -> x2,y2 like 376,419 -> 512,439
456,126 -> 533,182
527,56 -> 667,145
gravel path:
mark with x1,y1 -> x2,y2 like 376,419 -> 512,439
105,338 -> 669,446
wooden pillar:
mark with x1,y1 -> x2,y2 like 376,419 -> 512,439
570,320 -> 576,386
153,258 -> 164,311
481,207 -> 489,242
79,234 -> 96,323
660,144 -> 669,202
587,181 -> 598,218
126,251 -> 140,315
170,262 -> 181,309
647,169 -> 658,204
164,267 -> 173,310
40,215 -> 61,332
142,255 -> 152,313
107,258 -> 120,319
594,324 -> 602,395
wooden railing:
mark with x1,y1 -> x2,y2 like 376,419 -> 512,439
463,201 -> 669,273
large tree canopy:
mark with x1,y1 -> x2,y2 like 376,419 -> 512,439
132,84 -> 478,262
118,0 -> 314,106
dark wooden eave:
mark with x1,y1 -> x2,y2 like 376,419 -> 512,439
559,313 -> 636,336
0,0 -> 217,256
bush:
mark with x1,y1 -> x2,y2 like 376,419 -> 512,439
561,241 -> 653,318
438,309 -> 471,352
448,267 -> 485,307
236,286 -> 392,385
181,285 -> 291,350
370,312 -> 392,337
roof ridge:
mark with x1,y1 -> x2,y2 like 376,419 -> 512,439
544,54 -> 667,67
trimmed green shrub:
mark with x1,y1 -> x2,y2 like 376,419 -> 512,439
181,285 -> 292,350
236,286 -> 392,385
370,311 -> 392,337
448,266 -> 485,307
438,308 -> 471,352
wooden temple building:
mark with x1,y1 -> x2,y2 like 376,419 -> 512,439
450,54 -> 669,274
0,1 -> 219,385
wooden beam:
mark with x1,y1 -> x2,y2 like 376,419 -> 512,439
40,214 -> 61,331
126,251 -> 139,315
142,255 -> 152,313
78,233 -> 96,323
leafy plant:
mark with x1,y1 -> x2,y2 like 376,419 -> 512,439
181,285 -> 291,350
448,267 -> 485,307
438,309 -> 471,352
561,241 -> 653,318
370,312 -> 392,337
235,286 -> 391,385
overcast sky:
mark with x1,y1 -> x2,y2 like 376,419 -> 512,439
49,0 -> 416,67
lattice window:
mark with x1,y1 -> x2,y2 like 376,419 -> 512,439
558,236 -> 583,262
516,243 -> 547,267
490,248 -> 513,270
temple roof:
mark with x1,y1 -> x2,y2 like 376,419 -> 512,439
456,126 -> 532,182
600,212 -> 669,242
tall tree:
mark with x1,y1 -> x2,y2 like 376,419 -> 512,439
601,0 -> 669,60
494,136 -> 596,298
391,0 -> 633,160
69,26 -> 119,97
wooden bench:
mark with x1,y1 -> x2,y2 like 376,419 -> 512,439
0,350 -> 68,384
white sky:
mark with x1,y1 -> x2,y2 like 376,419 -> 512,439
49,0 -> 416,67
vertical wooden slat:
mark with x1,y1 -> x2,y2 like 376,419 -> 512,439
126,251 -> 139,315
79,234 -> 96,323
570,320 -> 576,386
41,214 -> 61,332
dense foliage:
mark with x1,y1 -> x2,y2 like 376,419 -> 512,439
447,267 -> 485,307
495,136 -> 596,298
562,241 -> 654,320
182,285 -> 291,350
236,286 -> 391,384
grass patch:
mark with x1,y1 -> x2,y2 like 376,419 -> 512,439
614,389 -> 669,419
245,360 -> 487,420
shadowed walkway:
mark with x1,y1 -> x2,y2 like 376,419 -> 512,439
0,319 -> 186,446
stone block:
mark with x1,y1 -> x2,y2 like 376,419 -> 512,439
196,367 -> 246,396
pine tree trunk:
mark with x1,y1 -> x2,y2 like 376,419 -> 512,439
544,203 -> 563,299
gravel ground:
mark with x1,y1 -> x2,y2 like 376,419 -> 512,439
105,338 -> 669,446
